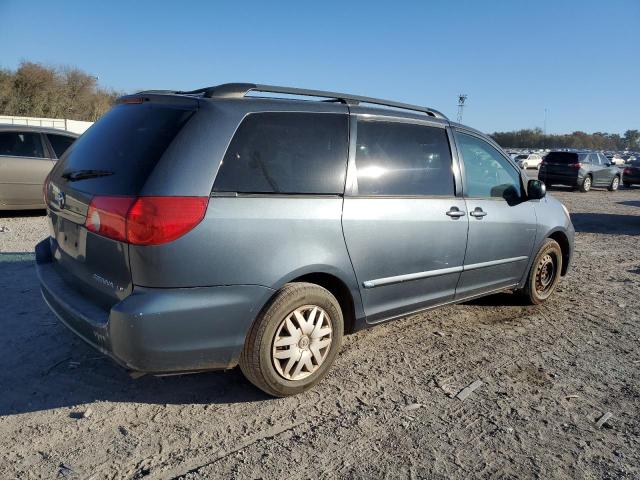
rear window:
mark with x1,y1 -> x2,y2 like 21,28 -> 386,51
515,154 -> 528,160
213,112 -> 348,194
57,103 -> 194,194
545,152 -> 581,164
47,134 -> 75,158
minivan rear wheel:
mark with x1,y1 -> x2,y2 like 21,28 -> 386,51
521,239 -> 563,304
239,282 -> 343,397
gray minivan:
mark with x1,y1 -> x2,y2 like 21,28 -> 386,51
36,84 -> 574,396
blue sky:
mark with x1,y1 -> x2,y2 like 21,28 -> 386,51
0,0 -> 638,134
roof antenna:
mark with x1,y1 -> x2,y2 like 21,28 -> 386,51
457,94 -> 467,123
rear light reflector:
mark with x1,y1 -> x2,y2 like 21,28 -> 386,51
43,172 -> 52,206
84,196 -> 208,245
86,196 -> 135,242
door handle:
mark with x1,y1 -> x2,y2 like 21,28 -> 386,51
470,207 -> 487,218
446,207 -> 466,218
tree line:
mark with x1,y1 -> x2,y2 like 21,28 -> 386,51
0,61 -> 120,122
491,128 -> 640,151
1,61 -> 638,151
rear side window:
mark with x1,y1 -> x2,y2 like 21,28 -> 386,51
354,120 -> 454,196
213,112 -> 348,194
47,134 -> 75,158
57,103 -> 194,195
0,132 -> 45,158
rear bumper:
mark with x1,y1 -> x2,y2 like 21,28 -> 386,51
539,173 -> 581,186
623,174 -> 640,184
36,239 -> 274,373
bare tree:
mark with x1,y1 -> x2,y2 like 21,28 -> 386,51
0,61 -> 120,121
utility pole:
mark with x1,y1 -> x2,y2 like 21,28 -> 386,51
543,108 -> 549,149
457,94 -> 467,123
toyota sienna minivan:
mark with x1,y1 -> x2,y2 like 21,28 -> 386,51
36,83 -> 574,397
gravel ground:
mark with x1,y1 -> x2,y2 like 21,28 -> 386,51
1,184 -> 639,479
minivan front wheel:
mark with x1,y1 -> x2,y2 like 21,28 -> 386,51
580,175 -> 592,192
521,239 -> 563,304
240,282 -> 343,397
608,176 -> 620,191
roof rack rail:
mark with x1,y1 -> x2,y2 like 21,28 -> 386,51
171,83 -> 448,119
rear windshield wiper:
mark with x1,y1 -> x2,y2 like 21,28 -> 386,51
61,169 -> 114,182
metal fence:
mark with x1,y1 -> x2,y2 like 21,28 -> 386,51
0,115 -> 93,134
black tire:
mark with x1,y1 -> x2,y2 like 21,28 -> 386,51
579,175 -> 592,192
521,239 -> 563,305
608,176 -> 620,191
239,282 -> 343,397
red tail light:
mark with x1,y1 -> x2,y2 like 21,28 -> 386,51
127,197 -> 209,245
623,168 -> 631,175
568,162 -> 582,169
85,196 -> 209,245
43,172 -> 52,206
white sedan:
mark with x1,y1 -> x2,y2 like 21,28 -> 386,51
514,154 -> 543,169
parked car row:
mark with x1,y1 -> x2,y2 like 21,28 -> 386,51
510,148 -> 639,171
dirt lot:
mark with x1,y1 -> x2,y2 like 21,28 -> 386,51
1,185 -> 639,480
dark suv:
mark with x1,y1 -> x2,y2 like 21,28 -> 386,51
539,151 -> 621,192
36,83 -> 574,396
623,160 -> 640,187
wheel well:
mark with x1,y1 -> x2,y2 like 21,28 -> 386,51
290,273 -> 356,334
548,231 -> 570,276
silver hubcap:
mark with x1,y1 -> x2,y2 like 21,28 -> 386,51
612,178 -> 619,189
272,305 -> 332,381
584,177 -> 591,190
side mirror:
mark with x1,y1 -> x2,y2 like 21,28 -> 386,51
528,179 -> 546,200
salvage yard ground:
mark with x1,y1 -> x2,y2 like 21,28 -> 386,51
1,185 -> 639,479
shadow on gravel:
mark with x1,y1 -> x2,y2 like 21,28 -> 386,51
546,185 -> 575,192
0,255 -> 270,417
463,291 -> 530,307
0,209 -> 46,218
618,200 -> 640,208
570,212 -> 640,236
